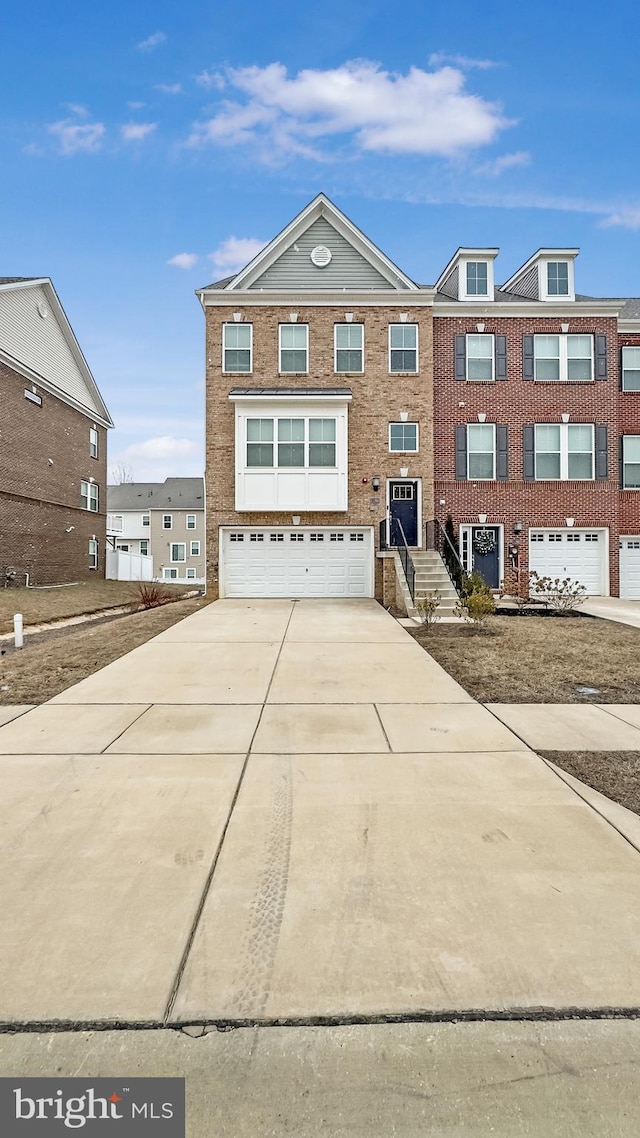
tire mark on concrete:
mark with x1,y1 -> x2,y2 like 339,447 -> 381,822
231,756 -> 293,1018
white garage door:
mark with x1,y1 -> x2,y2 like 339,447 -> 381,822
528,529 -> 608,595
221,527 -> 374,598
620,538 -> 640,599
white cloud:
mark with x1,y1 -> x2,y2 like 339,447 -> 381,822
128,101 -> 146,110
112,436 -> 202,482
121,121 -> 157,141
208,236 -> 266,276
156,82 -> 183,95
186,60 -> 513,160
195,69 -> 225,90
65,102 -> 90,118
601,207 -> 640,229
475,150 -> 532,177
428,52 -> 499,71
48,118 -> 105,155
167,252 -> 200,269
137,31 -> 166,52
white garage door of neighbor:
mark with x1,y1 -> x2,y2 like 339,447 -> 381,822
620,537 -> 640,599
221,528 -> 374,598
528,529 -> 607,595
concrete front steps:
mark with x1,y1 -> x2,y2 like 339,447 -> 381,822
393,549 -> 461,618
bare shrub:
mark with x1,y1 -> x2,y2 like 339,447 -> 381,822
415,591 -> 441,626
136,582 -> 173,609
528,571 -> 587,615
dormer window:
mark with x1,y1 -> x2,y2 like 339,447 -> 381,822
465,262 -> 488,297
546,262 -> 569,296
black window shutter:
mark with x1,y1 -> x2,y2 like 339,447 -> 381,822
523,425 -> 535,480
595,335 -> 607,380
496,425 -> 509,480
619,346 -> 625,390
496,335 -> 507,380
620,436 -> 625,488
523,335 -> 534,380
455,335 -> 467,380
595,424 -> 608,480
455,425 -> 467,480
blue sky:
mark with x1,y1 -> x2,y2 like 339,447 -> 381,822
3,0 -> 640,480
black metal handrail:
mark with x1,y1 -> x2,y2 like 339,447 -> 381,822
426,518 -> 466,598
378,518 -> 387,551
395,518 -> 416,601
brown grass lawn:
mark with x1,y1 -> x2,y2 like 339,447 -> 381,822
541,752 -> 640,817
409,614 -> 640,704
0,580 -> 193,634
0,597 -> 208,704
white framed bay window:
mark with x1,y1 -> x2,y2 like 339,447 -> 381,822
232,394 -> 350,511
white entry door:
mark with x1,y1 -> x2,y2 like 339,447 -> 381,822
220,527 -> 374,598
620,537 -> 640,599
528,529 -> 608,595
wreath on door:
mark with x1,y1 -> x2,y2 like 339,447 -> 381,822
473,528 -> 496,555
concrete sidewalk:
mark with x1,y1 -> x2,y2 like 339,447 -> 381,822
1,598 -> 640,1029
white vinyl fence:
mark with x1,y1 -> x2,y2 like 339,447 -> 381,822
106,549 -> 153,582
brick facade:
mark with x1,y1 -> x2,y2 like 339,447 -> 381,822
433,314 -> 622,593
0,360 -> 107,584
205,305 -> 433,599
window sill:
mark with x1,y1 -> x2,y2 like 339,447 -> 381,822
389,371 -> 419,377
277,372 -> 309,378
533,379 -> 595,385
389,451 -> 419,456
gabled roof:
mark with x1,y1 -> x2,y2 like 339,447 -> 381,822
435,248 -> 499,292
0,277 -> 113,427
501,248 -> 579,292
199,193 -> 419,293
107,477 -> 204,511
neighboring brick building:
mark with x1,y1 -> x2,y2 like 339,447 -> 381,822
0,277 -> 113,584
200,194 -> 640,601
107,478 -> 205,584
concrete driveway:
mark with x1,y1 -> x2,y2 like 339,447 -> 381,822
2,597 -> 640,1030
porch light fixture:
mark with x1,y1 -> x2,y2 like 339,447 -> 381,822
477,412 -> 486,423
476,322 -> 486,333
399,411 -> 409,421
513,520 -> 523,534
289,312 -> 298,323
478,513 -> 487,524
561,322 -> 569,333
565,517 -> 575,527
561,413 -> 570,423
233,311 -> 242,322
371,476 -> 381,492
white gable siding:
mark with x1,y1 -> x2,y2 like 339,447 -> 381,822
0,284 -> 105,419
248,217 -> 402,291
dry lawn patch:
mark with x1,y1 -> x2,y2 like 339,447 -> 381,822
408,615 -> 640,704
0,580 -> 190,634
541,751 -> 640,817
0,597 -> 208,704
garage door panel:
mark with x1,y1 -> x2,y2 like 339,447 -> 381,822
528,529 -> 607,596
620,538 -> 640,599
221,529 -> 373,598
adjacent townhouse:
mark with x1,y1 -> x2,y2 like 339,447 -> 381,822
107,478 -> 206,584
200,193 -> 640,602
0,277 -> 113,584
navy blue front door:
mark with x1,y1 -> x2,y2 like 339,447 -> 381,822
471,526 -> 500,588
389,481 -> 418,546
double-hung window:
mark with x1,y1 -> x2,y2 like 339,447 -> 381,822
534,334 -> 593,382
162,514 -> 172,529
622,436 -> 640,488
142,513 -> 150,527
466,334 -> 494,381
467,424 -> 496,480
279,324 -> 308,373
622,347 -> 640,391
389,423 -> 418,452
80,480 -> 98,511
389,324 -> 418,373
190,540 -> 200,556
335,324 -> 363,372
534,423 -> 594,480
88,539 -> 98,569
171,543 -> 186,562
163,567 -> 178,580
223,323 -> 252,372
466,261 -> 488,296
139,539 -> 149,556
546,262 -> 569,296
89,427 -> 99,458
186,514 -> 196,530
246,417 -> 336,468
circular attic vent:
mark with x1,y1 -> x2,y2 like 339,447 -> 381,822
310,244 -> 332,268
